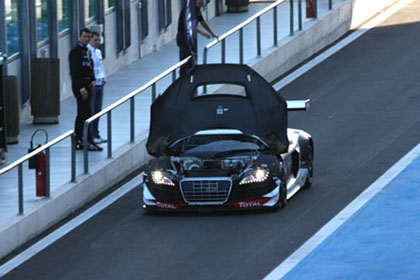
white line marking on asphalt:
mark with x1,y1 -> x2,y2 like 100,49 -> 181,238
266,0 -> 417,277
0,173 -> 143,277
273,0 -> 415,92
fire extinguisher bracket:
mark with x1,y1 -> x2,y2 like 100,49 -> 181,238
28,129 -> 48,169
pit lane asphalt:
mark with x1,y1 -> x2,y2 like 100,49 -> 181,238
3,3 -> 420,280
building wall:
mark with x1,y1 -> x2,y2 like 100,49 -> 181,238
4,0 -> 221,123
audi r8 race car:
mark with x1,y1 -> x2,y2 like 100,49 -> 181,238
142,64 -> 313,211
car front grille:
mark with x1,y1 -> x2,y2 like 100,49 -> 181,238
180,178 -> 232,205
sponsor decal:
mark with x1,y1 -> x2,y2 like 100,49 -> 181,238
155,201 -> 177,209
233,198 -> 270,208
216,105 -> 230,115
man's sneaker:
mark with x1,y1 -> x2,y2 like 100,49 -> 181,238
93,136 -> 107,144
76,140 -> 103,152
89,141 -> 103,151
76,140 -> 84,150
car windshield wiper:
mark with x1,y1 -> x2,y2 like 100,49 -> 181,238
212,148 -> 261,158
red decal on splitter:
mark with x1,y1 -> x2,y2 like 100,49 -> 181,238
155,201 -> 177,209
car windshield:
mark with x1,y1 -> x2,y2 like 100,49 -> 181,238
167,134 -> 267,157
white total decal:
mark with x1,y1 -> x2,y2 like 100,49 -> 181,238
239,201 -> 262,208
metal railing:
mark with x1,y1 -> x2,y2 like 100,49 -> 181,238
203,0 -> 334,65
0,131 -> 75,214
82,56 -> 192,174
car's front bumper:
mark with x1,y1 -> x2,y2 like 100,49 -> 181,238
142,183 -> 281,211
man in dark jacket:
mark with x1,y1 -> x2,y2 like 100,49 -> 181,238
177,0 -> 218,75
69,28 -> 102,151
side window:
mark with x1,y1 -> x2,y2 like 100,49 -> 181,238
140,0 -> 148,40
58,0 -> 70,32
194,84 -> 247,97
105,0 -> 115,9
85,0 -> 97,21
116,0 -> 131,54
158,0 -> 172,32
36,0 -> 49,43
6,0 -> 19,57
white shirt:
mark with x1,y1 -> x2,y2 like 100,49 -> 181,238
88,44 -> 106,86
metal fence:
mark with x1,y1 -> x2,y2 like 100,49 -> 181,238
203,0 -> 333,65
82,56 -> 191,174
0,131 -> 75,214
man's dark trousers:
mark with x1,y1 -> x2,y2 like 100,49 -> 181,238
73,88 -> 92,142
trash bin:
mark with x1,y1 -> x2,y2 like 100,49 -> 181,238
226,0 -> 249,12
0,54 -> 8,164
31,58 -> 60,124
4,75 -> 19,144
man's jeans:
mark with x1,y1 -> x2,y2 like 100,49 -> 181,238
90,85 -> 104,138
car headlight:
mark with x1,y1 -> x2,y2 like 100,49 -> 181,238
239,168 -> 270,185
151,170 -> 175,186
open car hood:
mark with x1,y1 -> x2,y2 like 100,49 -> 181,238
146,64 -> 288,157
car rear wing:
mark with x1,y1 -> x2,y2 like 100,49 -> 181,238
286,99 -> 310,111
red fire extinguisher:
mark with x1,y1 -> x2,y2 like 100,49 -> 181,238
306,0 -> 315,18
35,151 -> 46,197
28,129 -> 48,197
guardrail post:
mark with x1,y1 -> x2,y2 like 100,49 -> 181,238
329,0 -> 332,10
130,97 -> 135,143
46,147 -> 50,198
273,6 -> 278,46
71,133 -> 76,182
172,70 -> 176,82
222,39 -> 226,63
152,83 -> 157,102
290,0 -> 294,36
83,123 -> 89,174
107,111 -> 112,158
256,17 -> 261,57
18,164 -> 23,214
298,0 -> 302,31
239,28 -> 244,64
203,47 -> 208,65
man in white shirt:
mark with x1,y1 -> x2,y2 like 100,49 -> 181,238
88,31 -> 107,144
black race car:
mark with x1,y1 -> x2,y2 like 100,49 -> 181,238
143,64 -> 313,210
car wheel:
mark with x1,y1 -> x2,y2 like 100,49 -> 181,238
279,182 -> 287,208
0,152 -> 7,165
303,145 -> 313,189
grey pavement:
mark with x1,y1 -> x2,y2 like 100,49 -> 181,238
0,1 -> 328,229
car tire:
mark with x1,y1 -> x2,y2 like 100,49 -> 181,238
0,152 -> 7,165
303,145 -> 313,189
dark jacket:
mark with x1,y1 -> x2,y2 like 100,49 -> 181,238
176,7 -> 204,48
69,42 -> 95,96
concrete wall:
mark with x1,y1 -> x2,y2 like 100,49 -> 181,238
0,0 -> 402,260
